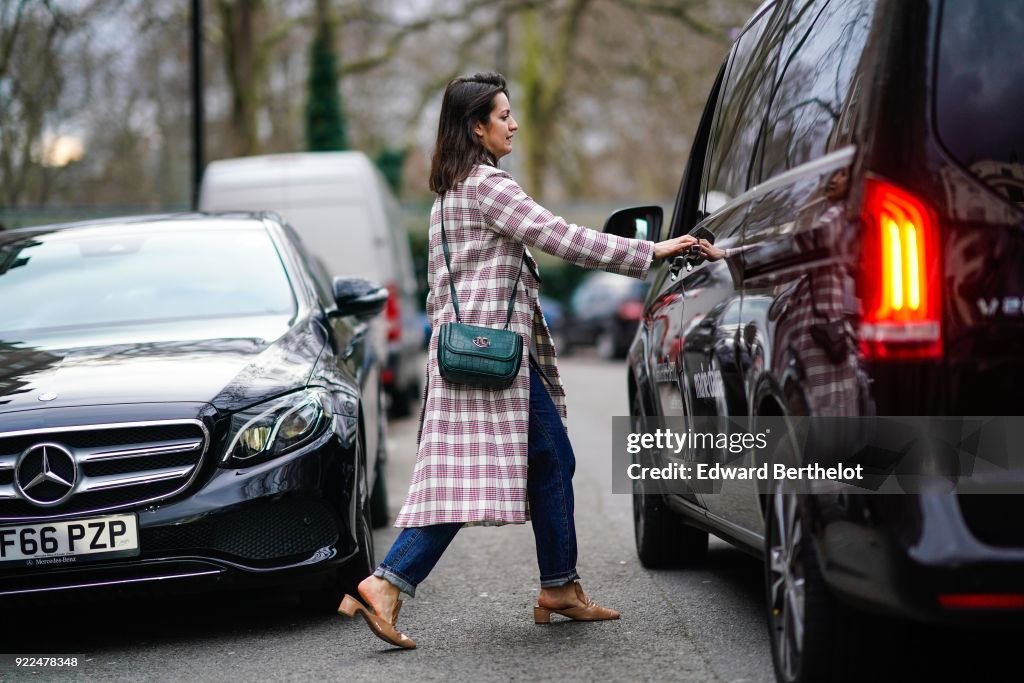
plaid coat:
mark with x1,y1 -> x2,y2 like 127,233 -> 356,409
394,164 -> 654,527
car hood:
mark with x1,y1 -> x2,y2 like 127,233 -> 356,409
0,315 -> 325,416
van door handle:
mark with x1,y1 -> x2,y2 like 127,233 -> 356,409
670,256 -> 685,280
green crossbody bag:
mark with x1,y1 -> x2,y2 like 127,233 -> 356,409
436,196 -> 525,390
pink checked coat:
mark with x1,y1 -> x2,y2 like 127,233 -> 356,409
394,164 -> 654,527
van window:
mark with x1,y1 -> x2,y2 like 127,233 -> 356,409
760,0 -> 875,180
936,1 -> 1024,207
702,4 -> 785,207
669,63 -> 726,239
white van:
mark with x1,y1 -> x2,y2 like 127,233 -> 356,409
199,152 -> 422,416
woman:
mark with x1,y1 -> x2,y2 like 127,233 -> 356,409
338,72 -> 698,649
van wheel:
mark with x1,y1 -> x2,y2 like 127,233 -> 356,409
633,480 -> 708,568
630,394 -> 708,568
765,485 -> 896,682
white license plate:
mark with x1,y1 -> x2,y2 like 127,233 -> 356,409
0,514 -> 140,567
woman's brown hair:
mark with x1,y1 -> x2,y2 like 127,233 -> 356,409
429,73 -> 509,195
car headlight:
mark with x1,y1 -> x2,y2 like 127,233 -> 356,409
222,388 -> 332,467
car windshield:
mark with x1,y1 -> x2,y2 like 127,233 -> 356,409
0,221 -> 296,340
936,1 -> 1024,207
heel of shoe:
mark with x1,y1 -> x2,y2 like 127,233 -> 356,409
338,594 -> 362,618
533,606 -> 553,624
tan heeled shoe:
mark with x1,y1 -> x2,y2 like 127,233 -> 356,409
533,582 -> 621,624
338,594 -> 417,649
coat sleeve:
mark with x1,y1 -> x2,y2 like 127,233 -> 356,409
476,170 -> 654,280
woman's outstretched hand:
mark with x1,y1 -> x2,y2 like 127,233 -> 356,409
653,234 -> 699,262
696,238 -> 727,262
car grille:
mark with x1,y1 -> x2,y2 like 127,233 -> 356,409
0,421 -> 208,522
142,499 -> 339,561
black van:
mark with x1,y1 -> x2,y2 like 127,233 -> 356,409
605,1 -> 1024,681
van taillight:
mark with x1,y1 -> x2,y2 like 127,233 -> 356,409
859,178 -> 942,359
386,282 -> 401,342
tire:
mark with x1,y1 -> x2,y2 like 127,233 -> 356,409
370,395 -> 390,529
388,383 -> 414,419
305,436 -> 376,613
630,394 -> 708,568
633,480 -> 709,568
340,505 -> 375,595
341,434 -> 376,592
369,459 -> 389,529
765,484 -> 897,682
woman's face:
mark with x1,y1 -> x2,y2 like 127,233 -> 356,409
825,167 -> 850,201
474,93 -> 518,159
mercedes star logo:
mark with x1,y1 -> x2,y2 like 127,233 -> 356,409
14,442 -> 79,507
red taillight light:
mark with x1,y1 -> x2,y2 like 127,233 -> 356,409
859,178 -> 942,359
385,282 -> 401,342
617,301 -> 645,321
939,593 -> 1024,610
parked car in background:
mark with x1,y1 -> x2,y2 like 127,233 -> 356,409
607,1 -> 1024,681
0,213 -> 389,607
199,152 -> 422,417
560,271 -> 650,359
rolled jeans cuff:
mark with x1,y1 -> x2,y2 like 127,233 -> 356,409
539,569 -> 581,589
373,565 -> 417,598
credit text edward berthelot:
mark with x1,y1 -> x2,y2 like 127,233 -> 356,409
624,427 -> 864,483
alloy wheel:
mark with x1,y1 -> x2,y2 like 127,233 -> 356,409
768,487 -> 806,682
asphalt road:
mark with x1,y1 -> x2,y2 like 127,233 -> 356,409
4,354 -> 1021,682
0,355 -> 773,682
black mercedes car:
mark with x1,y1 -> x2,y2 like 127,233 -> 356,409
605,1 -> 1024,681
0,213 -> 389,607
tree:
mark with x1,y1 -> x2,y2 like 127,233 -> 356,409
1,2 -> 78,207
305,0 -> 346,151
212,0 -> 298,157
374,146 -> 406,195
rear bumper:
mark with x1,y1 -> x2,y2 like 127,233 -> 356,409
814,492 -> 1024,624
0,431 -> 360,598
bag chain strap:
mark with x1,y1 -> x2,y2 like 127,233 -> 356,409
439,194 -> 524,330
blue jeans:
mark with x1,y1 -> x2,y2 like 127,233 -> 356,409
373,361 -> 580,597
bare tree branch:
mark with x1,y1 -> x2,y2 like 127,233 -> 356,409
340,0 -> 542,77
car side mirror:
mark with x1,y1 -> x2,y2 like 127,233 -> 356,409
331,277 -> 388,320
602,206 -> 663,243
